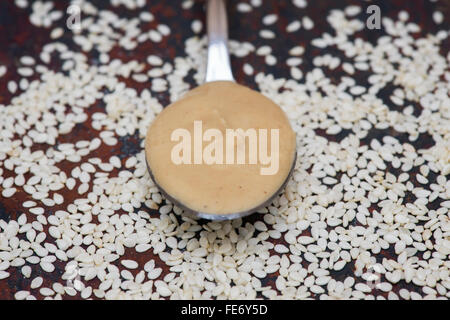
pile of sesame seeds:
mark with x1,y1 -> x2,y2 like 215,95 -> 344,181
0,0 -> 449,300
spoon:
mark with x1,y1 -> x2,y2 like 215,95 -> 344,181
145,0 -> 297,221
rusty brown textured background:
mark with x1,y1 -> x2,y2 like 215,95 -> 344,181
0,0 -> 449,300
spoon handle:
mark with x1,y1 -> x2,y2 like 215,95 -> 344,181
205,0 -> 234,82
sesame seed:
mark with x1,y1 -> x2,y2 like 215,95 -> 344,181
302,16 -> 314,29
433,11 -> 443,24
0,65 -> 7,77
237,3 -> 252,13
259,29 -> 276,39
243,63 -> 254,75
14,291 -> 30,300
265,55 -> 277,66
30,277 -> 44,289
121,260 -> 138,269
191,20 -> 202,34
7,81 -> 17,93
286,20 -> 301,33
262,14 -> 278,26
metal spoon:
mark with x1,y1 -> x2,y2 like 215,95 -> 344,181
145,0 -> 297,221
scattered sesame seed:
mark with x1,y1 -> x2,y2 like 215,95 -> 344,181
191,20 -> 203,34
433,11 -> 443,24
0,65 -> 7,78
259,29 -> 276,39
286,20 -> 301,33
243,63 -> 254,76
0,0 -> 447,302
121,260 -> 138,269
237,3 -> 252,13
262,14 -> 278,26
302,16 -> 314,29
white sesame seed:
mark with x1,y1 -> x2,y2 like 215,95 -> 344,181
345,5 -> 361,17
18,67 -> 33,77
289,46 -> 304,56
121,260 -> 138,269
274,244 -> 289,254
20,56 -> 35,65
243,63 -> 254,75
147,55 -> 163,66
40,287 -> 55,296
0,65 -> 7,77
416,174 -> 429,184
149,30 -> 162,42
148,268 -> 162,280
302,16 -> 314,29
433,11 -> 443,24
81,286 -> 92,299
157,24 -> 171,36
140,12 -> 154,22
262,14 -> 278,26
286,20 -> 301,33
7,81 -> 17,94
265,55 -> 277,66
109,156 -> 121,168
259,29 -> 276,39
237,3 -> 252,13
30,277 -> 44,289
14,291 -> 30,300
287,57 -> 302,67
40,262 -> 55,273
50,27 -> 63,39
30,207 -> 44,215
191,20 -> 202,34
